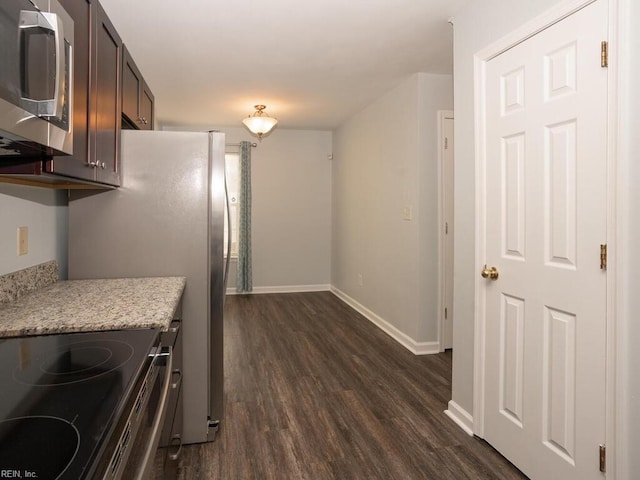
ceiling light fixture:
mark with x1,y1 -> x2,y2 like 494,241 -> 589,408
242,105 -> 278,140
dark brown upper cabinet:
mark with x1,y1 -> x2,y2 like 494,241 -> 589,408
90,2 -> 122,186
122,46 -> 154,130
49,0 -> 123,186
49,0 -> 94,184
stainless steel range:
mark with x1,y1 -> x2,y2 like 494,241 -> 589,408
0,328 -> 169,479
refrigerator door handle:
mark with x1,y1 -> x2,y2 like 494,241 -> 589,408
223,171 -> 231,302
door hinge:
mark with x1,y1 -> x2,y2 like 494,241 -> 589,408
445,307 -> 448,319
444,137 -> 449,149
600,244 -> 607,270
445,222 -> 449,234
601,41 -> 608,68
599,444 -> 606,473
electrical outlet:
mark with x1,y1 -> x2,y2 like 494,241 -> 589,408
17,226 -> 28,256
357,273 -> 363,286
402,206 -> 413,221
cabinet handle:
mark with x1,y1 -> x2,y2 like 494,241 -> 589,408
171,369 -> 182,389
168,434 -> 182,461
86,161 -> 98,168
100,162 -> 106,169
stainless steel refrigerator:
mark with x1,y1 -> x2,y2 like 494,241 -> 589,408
68,130 -> 227,444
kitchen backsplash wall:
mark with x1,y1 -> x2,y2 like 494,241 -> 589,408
0,184 -> 68,279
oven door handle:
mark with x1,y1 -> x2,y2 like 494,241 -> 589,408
135,346 -> 173,480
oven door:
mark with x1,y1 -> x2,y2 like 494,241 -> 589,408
0,0 -> 73,155
104,346 -> 173,480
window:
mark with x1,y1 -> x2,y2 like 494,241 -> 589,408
224,152 -> 240,258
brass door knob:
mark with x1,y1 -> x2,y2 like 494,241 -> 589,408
481,265 -> 499,280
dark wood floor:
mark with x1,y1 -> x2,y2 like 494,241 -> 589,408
176,292 -> 528,479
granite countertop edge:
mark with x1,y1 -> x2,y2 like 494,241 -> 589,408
0,276 -> 186,338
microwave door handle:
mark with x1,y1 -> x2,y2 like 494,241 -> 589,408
45,12 -> 65,119
18,10 -> 64,118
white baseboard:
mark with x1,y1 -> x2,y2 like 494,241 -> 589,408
445,400 -> 474,436
330,287 -> 440,355
226,284 -> 331,295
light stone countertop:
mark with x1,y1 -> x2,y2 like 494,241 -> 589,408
0,277 -> 186,338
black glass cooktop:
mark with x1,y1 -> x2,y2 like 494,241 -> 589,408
0,328 -> 159,480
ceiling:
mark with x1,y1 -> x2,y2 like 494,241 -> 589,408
99,0 -> 469,131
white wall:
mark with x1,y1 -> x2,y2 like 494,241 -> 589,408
452,0 -> 639,477
618,1 -> 640,477
332,73 -> 453,347
235,127 -> 332,291
164,125 -> 333,292
0,184 -> 68,278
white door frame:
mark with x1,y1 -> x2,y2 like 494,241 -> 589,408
438,110 -> 454,351
472,0 -> 621,476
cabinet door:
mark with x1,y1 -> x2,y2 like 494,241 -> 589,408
122,46 -> 142,128
92,2 -> 122,186
48,0 -> 94,181
139,83 -> 154,130
122,45 -> 154,131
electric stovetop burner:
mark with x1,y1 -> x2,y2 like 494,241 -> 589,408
13,339 -> 134,387
0,328 -> 159,480
0,416 -> 79,478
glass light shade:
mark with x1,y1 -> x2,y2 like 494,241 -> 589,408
242,116 -> 278,135
242,105 -> 278,138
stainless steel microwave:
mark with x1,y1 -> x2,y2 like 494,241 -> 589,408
0,0 -> 74,157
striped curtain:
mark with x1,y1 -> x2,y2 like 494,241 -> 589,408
236,141 -> 252,293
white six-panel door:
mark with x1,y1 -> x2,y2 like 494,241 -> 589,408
482,1 -> 608,479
